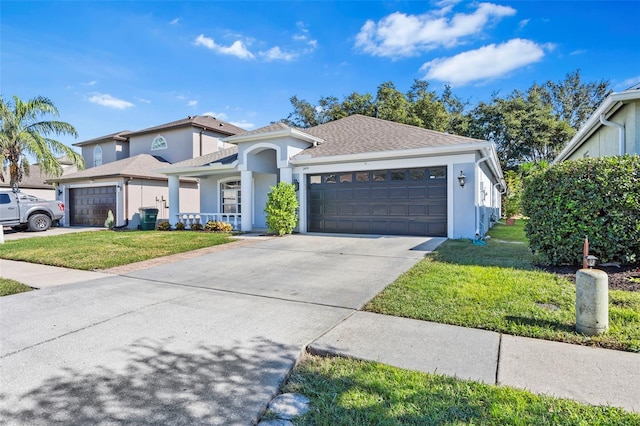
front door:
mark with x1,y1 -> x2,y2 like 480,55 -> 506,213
221,181 -> 241,214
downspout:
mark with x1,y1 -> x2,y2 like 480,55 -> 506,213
599,114 -> 625,155
199,129 -> 204,156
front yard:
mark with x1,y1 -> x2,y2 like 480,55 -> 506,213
273,355 -> 639,425
0,230 -> 232,270
365,221 -> 640,353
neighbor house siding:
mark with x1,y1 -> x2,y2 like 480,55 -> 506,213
129,127 -> 232,163
82,141 -> 118,168
567,101 -> 639,160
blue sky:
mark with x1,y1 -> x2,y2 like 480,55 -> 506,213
2,1 -> 639,151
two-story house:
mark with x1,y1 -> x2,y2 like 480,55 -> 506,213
51,115 -> 245,228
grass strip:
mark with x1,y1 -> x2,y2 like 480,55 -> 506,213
0,230 -> 232,270
279,355 -> 639,425
0,278 -> 33,296
365,223 -> 640,352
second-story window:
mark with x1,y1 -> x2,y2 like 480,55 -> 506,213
151,135 -> 168,150
93,145 -> 102,167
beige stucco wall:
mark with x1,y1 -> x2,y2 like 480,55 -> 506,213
82,141 -> 119,168
568,101 -> 639,160
128,127 -> 231,163
126,179 -> 199,227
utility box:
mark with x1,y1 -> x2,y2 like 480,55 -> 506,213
576,268 -> 609,336
138,207 -> 159,230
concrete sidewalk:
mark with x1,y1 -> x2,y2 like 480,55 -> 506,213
0,259 -> 113,288
309,311 -> 640,413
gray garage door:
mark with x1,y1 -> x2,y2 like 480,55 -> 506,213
307,167 -> 447,236
69,186 -> 116,226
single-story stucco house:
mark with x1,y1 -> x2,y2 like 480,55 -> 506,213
555,83 -> 640,162
2,157 -> 78,200
50,115 -> 245,228
160,114 -> 505,239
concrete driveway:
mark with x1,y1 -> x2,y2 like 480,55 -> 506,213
0,234 -> 442,425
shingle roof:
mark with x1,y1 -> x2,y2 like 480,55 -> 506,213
297,114 -> 486,158
1,165 -> 55,189
131,115 -> 246,137
233,122 -> 291,137
168,146 -> 239,168
73,131 -> 132,147
50,154 -> 171,182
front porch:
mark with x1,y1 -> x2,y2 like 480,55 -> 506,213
176,212 -> 242,230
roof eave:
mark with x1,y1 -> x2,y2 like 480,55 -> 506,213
554,90 -> 640,163
290,142 -> 493,166
158,161 -> 239,176
224,128 -> 325,146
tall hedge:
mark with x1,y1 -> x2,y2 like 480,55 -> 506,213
264,182 -> 299,236
522,155 -> 640,265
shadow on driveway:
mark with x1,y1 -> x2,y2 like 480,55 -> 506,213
1,337 -> 295,425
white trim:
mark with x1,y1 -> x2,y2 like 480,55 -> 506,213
554,89 -> 640,162
240,142 -> 284,171
225,127 -> 324,146
158,161 -> 238,176
216,176 -> 242,213
290,142 -> 493,166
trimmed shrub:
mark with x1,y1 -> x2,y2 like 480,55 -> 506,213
175,221 -> 186,231
157,221 -> 172,231
104,210 -> 115,229
264,182 -> 298,236
522,155 -> 640,265
204,220 -> 233,232
190,222 -> 203,231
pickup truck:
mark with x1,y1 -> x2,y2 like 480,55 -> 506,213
0,188 -> 65,232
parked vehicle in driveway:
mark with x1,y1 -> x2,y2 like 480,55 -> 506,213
0,187 -> 65,232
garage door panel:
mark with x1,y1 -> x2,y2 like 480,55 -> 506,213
308,167 -> 447,236
70,186 -> 116,227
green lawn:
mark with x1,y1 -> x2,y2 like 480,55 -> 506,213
274,355 -> 639,425
0,230 -> 233,270
365,222 -> 640,353
0,278 -> 33,297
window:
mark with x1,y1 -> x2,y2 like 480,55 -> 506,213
0,194 -> 10,204
429,167 -> 446,179
356,172 -> 369,182
221,181 -> 241,214
339,173 -> 352,183
391,170 -> 406,181
151,135 -> 168,150
93,146 -> 102,167
324,174 -> 336,184
373,170 -> 387,182
410,169 -> 426,180
309,175 -> 321,185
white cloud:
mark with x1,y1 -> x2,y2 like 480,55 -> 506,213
203,111 -> 228,120
569,49 -> 586,56
170,18 -> 180,25
355,2 -> 516,57
188,100 -> 198,107
619,75 -> 640,89
135,97 -> 151,104
88,93 -> 134,109
420,39 -> 546,86
229,120 -> 254,130
81,80 -> 96,86
260,46 -> 297,62
518,19 -> 530,29
194,34 -> 255,59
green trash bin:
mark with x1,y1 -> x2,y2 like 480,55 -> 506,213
139,207 -> 159,230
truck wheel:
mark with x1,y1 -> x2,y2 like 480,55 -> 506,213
28,214 -> 52,232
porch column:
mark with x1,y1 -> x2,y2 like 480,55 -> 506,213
241,170 -> 253,232
168,175 -> 180,226
279,166 -> 293,184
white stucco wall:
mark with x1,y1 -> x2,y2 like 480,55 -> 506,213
128,127 -> 231,163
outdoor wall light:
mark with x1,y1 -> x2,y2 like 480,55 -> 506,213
293,179 -> 300,191
457,171 -> 466,188
586,255 -> 598,268
57,188 -> 63,196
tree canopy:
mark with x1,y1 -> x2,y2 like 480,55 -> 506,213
0,95 -> 84,187
280,69 -> 611,170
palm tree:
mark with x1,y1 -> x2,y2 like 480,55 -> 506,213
0,95 -> 84,188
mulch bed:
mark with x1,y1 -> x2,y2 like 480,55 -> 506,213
539,263 -> 640,292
